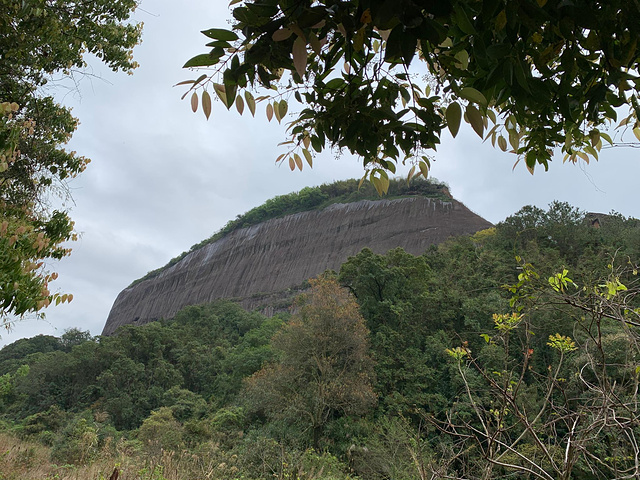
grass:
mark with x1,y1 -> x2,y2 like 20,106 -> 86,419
0,432 -> 234,480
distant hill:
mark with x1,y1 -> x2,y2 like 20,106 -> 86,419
102,179 -> 492,335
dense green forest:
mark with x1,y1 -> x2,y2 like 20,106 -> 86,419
1,202 -> 640,479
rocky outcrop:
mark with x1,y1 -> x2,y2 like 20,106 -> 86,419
102,197 -> 492,335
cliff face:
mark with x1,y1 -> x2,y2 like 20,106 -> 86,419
102,197 -> 492,335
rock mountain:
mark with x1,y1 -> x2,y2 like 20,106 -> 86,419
103,182 -> 492,335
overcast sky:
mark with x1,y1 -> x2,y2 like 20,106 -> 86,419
2,1 -> 639,346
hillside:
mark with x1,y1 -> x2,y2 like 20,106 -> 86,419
2,203 -> 639,480
102,179 -> 492,335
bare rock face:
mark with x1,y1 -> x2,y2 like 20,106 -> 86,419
102,197 -> 492,335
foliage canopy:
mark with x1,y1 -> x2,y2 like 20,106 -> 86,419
184,0 -> 640,187
0,0 -> 141,326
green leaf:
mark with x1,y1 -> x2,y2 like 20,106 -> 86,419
279,100 -> 288,120
183,53 -> 222,68
245,91 -> 256,117
460,87 -> 487,107
446,102 -> 462,138
201,28 -> 238,41
466,105 -> 484,137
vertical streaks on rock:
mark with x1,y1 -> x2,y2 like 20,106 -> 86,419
102,197 -> 492,335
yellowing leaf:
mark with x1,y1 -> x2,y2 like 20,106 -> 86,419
294,153 -> 303,170
190,92 -> 198,113
235,94 -> 244,115
407,165 -> 416,183
303,135 -> 311,149
266,103 -> 274,122
274,101 -> 282,123
272,28 -> 293,41
466,104 -> 484,137
292,36 -> 307,78
289,156 -> 295,170
214,83 -> 227,105
508,129 -> 520,150
244,91 -> 256,117
360,8 -> 372,24
634,127 -> 640,141
202,90 -> 212,119
419,160 -> 429,178
498,135 -> 508,151
446,101 -> 462,138
303,148 -> 313,167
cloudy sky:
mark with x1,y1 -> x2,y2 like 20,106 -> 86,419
2,1 -> 639,346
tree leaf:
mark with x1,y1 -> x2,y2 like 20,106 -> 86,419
498,135 -> 508,151
190,92 -> 198,113
183,53 -> 222,68
289,156 -> 295,170
279,100 -> 288,120
460,87 -> 487,107
294,153 -> 303,170
235,95 -> 244,115
634,127 -> 640,142
407,165 -> 416,183
274,101 -> 282,123
214,83 -> 227,105
419,160 -> 429,178
201,28 -> 238,41
466,104 -> 484,137
266,103 -> 274,122
245,91 -> 256,117
202,91 -> 212,119
292,36 -> 307,79
272,28 -> 293,41
508,129 -> 520,150
309,31 -> 322,55
446,102 -> 462,138
303,148 -> 313,167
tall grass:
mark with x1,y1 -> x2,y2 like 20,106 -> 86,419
0,432 -> 233,480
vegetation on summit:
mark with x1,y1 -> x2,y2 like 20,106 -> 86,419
132,177 -> 449,286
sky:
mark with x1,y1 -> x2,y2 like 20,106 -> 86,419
1,1 -> 639,346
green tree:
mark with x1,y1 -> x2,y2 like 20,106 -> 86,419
0,0 -> 141,327
245,274 -> 376,448
183,0 -> 640,191
437,259 -> 640,480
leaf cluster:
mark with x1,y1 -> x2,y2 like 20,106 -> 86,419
184,0 -> 640,176
0,0 -> 141,323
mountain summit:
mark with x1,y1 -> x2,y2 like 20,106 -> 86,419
102,180 -> 492,335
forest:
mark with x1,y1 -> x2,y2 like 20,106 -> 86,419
1,201 -> 639,480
